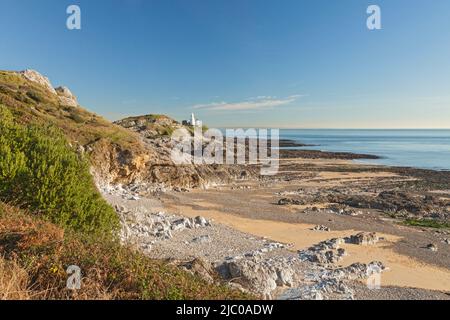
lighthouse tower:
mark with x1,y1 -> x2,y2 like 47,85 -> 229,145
191,113 -> 196,126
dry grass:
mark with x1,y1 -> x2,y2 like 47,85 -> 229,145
0,256 -> 30,300
0,202 -> 253,300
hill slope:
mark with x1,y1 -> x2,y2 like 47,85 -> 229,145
0,70 -> 153,184
0,70 -> 258,189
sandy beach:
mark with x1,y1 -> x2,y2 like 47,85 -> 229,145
153,156 -> 450,297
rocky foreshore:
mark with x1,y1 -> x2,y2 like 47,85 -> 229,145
93,127 -> 450,300
98,183 -> 408,300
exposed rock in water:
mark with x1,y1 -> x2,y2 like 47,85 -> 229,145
426,243 -> 438,252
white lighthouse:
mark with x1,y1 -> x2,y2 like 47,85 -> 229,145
182,113 -> 201,127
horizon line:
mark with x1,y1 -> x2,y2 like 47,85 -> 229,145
212,127 -> 450,130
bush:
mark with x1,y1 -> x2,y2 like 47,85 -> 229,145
0,105 -> 119,234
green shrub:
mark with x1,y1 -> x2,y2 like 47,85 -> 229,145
0,105 -> 119,234
25,90 -> 43,103
403,218 -> 450,229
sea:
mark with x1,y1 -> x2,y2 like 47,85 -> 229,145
279,129 -> 450,171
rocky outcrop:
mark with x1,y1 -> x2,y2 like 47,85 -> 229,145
113,202 -> 213,253
347,232 -> 379,246
217,256 -> 296,299
88,138 -> 151,186
277,198 -> 305,206
281,261 -> 386,300
294,234 -> 387,300
19,70 -> 78,107
107,117 -> 261,189
311,225 -> 331,232
299,238 -> 347,265
341,191 -> 450,220
299,233 -> 381,265
179,258 -> 215,284
55,86 -> 78,107
19,69 -> 57,94
114,114 -> 185,139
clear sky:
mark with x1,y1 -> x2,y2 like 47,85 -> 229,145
1,0 -> 450,128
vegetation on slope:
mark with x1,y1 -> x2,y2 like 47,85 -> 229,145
0,71 -> 250,300
0,71 -> 141,151
0,203 -> 251,299
403,218 -> 450,229
0,105 -> 119,234
115,114 -> 184,138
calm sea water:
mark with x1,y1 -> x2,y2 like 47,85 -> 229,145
279,129 -> 450,171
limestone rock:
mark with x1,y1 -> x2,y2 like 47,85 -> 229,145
55,86 -> 78,107
20,69 -> 57,94
275,268 -> 295,287
278,287 -> 324,300
311,225 -> 331,232
277,198 -> 303,206
217,257 -> 296,298
346,232 -> 379,245
180,258 -> 215,284
191,235 -> 211,244
193,216 -> 211,228
171,218 -> 192,231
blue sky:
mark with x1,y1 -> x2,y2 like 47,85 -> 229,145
1,0 -> 450,128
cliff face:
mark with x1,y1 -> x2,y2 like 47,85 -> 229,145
0,69 -> 258,189
111,114 -> 260,189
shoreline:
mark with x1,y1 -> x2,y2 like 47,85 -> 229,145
279,138 -> 450,172
104,151 -> 450,299
99,137 -> 450,300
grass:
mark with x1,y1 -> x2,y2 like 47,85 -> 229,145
403,218 -> 450,229
0,202 -> 253,300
